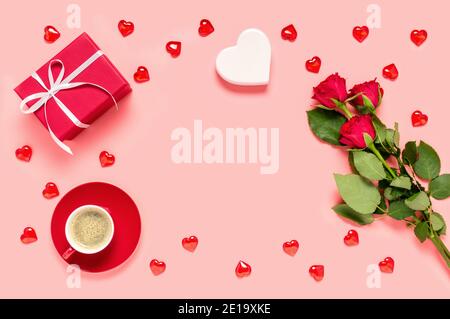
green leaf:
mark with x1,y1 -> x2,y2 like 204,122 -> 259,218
384,187 -> 405,201
405,191 -> 430,211
413,141 -> 441,180
414,222 -> 429,243
432,212 -> 447,235
393,123 -> 400,148
430,213 -> 445,232
352,151 -> 386,181
332,204 -> 374,225
429,174 -> 450,200
385,129 -> 397,149
402,141 -> 417,165
363,133 -> 374,148
388,200 -> 415,220
348,152 -> 358,174
307,108 -> 347,145
372,116 -> 387,145
334,174 -> 381,214
390,176 -> 412,190
375,197 -> 387,214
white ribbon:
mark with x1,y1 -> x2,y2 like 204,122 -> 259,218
19,50 -> 117,155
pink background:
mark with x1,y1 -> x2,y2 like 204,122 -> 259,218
0,0 -> 449,298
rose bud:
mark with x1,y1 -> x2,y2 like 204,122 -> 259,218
349,79 -> 383,109
339,114 -> 376,149
312,73 -> 348,108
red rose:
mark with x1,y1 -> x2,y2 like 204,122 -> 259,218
339,114 -> 376,148
312,73 -> 348,108
349,79 -> 383,108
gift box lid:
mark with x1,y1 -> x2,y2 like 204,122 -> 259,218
14,32 -> 131,142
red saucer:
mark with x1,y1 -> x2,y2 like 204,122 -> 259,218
51,182 -> 141,272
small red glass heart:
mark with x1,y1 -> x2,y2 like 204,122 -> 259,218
133,66 -> 150,83
20,227 -> 38,244
382,63 -> 398,80
166,41 -> 182,58
283,240 -> 299,256
305,56 -> 321,73
344,230 -> 359,246
309,265 -> 324,281
44,26 -> 60,43
99,151 -> 115,167
15,145 -> 32,162
118,20 -> 134,37
353,26 -> 369,43
235,260 -> 251,278
182,236 -> 198,252
281,24 -> 297,42
150,259 -> 166,276
198,19 -> 214,37
43,182 -> 59,199
411,30 -> 427,46
379,257 -> 394,273
411,110 -> 428,127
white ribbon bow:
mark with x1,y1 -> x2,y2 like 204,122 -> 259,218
19,50 -> 117,155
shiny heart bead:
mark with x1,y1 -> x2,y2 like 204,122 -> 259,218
235,260 -> 251,278
20,227 -> 37,244
133,66 -> 150,83
411,110 -> 428,127
150,259 -> 166,276
305,56 -> 321,73
283,240 -> 299,256
379,257 -> 394,273
411,30 -> 427,46
344,230 -> 359,246
42,182 -> 59,199
281,24 -> 297,42
198,19 -> 214,37
382,63 -> 398,80
166,41 -> 182,58
44,26 -> 60,43
99,151 -> 115,167
15,145 -> 32,162
353,26 -> 369,43
309,265 -> 324,281
182,236 -> 198,252
118,20 -> 134,37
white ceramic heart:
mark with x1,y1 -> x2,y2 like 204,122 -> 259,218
216,28 -> 271,86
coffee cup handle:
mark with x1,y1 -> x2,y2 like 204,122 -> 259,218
62,247 -> 76,261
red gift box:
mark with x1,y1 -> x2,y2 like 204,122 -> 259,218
14,32 -> 131,153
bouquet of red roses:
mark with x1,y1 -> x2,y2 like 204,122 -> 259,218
307,73 -> 450,268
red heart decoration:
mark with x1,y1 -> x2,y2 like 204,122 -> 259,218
20,227 -> 37,244
133,66 -> 150,83
281,24 -> 297,42
198,19 -> 214,37
411,110 -> 428,127
382,63 -> 398,80
118,20 -> 134,37
99,151 -> 115,167
166,41 -> 182,58
353,26 -> 369,43
309,265 -> 324,281
42,182 -> 59,199
343,230 -> 359,246
235,260 -> 251,278
15,145 -> 32,162
305,56 -> 321,73
378,257 -> 394,273
150,259 -> 166,276
283,240 -> 299,256
44,26 -> 60,43
411,29 -> 427,46
182,236 -> 199,252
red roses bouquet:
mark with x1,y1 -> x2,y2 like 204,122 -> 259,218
307,73 -> 450,268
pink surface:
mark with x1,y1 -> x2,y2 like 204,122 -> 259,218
0,0 -> 449,298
